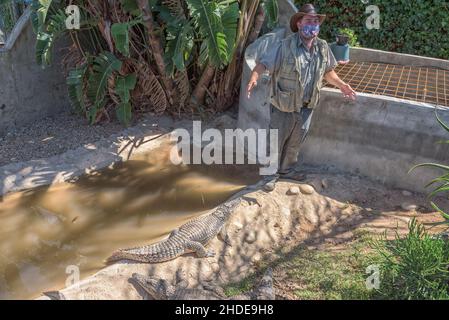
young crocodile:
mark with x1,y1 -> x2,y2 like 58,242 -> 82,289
131,268 -> 275,300
106,195 -> 259,264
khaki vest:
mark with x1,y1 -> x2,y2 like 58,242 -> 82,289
271,34 -> 329,112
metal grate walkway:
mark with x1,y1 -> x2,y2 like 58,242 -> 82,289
323,62 -> 449,107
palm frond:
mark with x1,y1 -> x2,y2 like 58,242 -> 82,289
220,2 -> 239,58
408,163 -> 449,174
430,201 -> 449,222
111,22 -> 131,57
86,52 -> 122,124
164,18 -> 194,75
174,69 -> 191,112
162,0 -> 185,17
120,0 -> 141,16
35,8 -> 67,66
186,0 -> 228,67
435,108 -> 449,134
262,0 -> 278,29
116,102 -> 133,126
115,74 -> 137,103
67,62 -> 89,114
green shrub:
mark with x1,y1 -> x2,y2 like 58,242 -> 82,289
336,27 -> 360,47
295,0 -> 449,59
370,219 -> 449,300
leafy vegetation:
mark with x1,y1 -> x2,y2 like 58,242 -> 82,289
29,0 -> 280,125
370,219 -> 449,300
296,0 -> 449,60
0,0 -> 27,37
336,27 -> 359,47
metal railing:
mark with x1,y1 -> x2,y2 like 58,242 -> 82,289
0,0 -> 29,46
323,62 -> 449,107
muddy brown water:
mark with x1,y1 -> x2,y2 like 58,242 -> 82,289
0,149 -> 260,299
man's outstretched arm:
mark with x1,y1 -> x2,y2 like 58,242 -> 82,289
247,42 -> 281,99
324,70 -> 357,100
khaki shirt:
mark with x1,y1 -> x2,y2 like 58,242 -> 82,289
259,34 -> 337,103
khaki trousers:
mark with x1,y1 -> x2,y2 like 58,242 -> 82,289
269,104 -> 314,174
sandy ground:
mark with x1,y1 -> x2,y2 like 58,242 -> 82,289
38,164 -> 447,300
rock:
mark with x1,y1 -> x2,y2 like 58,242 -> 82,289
233,221 -> 243,230
337,202 -> 349,209
401,202 -> 418,211
263,181 -> 276,192
211,263 -> 220,273
281,207 -> 291,217
252,252 -> 262,263
402,190 -> 412,196
299,184 -> 315,195
225,248 -> 234,257
287,186 -> 300,195
245,231 -> 256,244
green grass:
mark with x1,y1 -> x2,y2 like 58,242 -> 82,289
288,246 -> 373,300
369,219 -> 449,300
224,237 -> 377,300
224,220 -> 449,300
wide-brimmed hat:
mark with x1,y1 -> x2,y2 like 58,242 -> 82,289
290,3 -> 326,32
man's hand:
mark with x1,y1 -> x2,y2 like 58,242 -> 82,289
324,70 -> 357,101
339,83 -> 356,100
247,63 -> 267,99
247,78 -> 258,99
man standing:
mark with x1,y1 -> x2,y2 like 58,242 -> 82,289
247,3 -> 356,191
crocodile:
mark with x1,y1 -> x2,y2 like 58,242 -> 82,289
131,268 -> 275,300
106,193 -> 260,264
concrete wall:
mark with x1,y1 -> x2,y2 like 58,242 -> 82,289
238,0 -> 449,193
0,9 -> 69,136
300,89 -> 449,193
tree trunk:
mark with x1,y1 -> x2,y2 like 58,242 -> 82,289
248,6 -> 265,44
137,0 -> 174,105
215,0 -> 262,111
191,63 -> 215,106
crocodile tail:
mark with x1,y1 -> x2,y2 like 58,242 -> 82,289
105,249 -> 152,264
105,250 -> 127,264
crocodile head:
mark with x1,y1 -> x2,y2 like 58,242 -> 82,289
131,273 -> 170,300
212,198 -> 242,220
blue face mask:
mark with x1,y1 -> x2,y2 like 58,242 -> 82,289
301,24 -> 320,38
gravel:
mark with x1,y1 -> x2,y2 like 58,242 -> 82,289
0,109 -> 238,168
0,111 -> 128,167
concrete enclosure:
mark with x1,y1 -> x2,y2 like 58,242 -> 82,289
238,0 -> 449,193
0,9 -> 69,136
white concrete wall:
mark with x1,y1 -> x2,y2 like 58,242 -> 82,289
0,9 -> 70,136
301,89 -> 449,193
